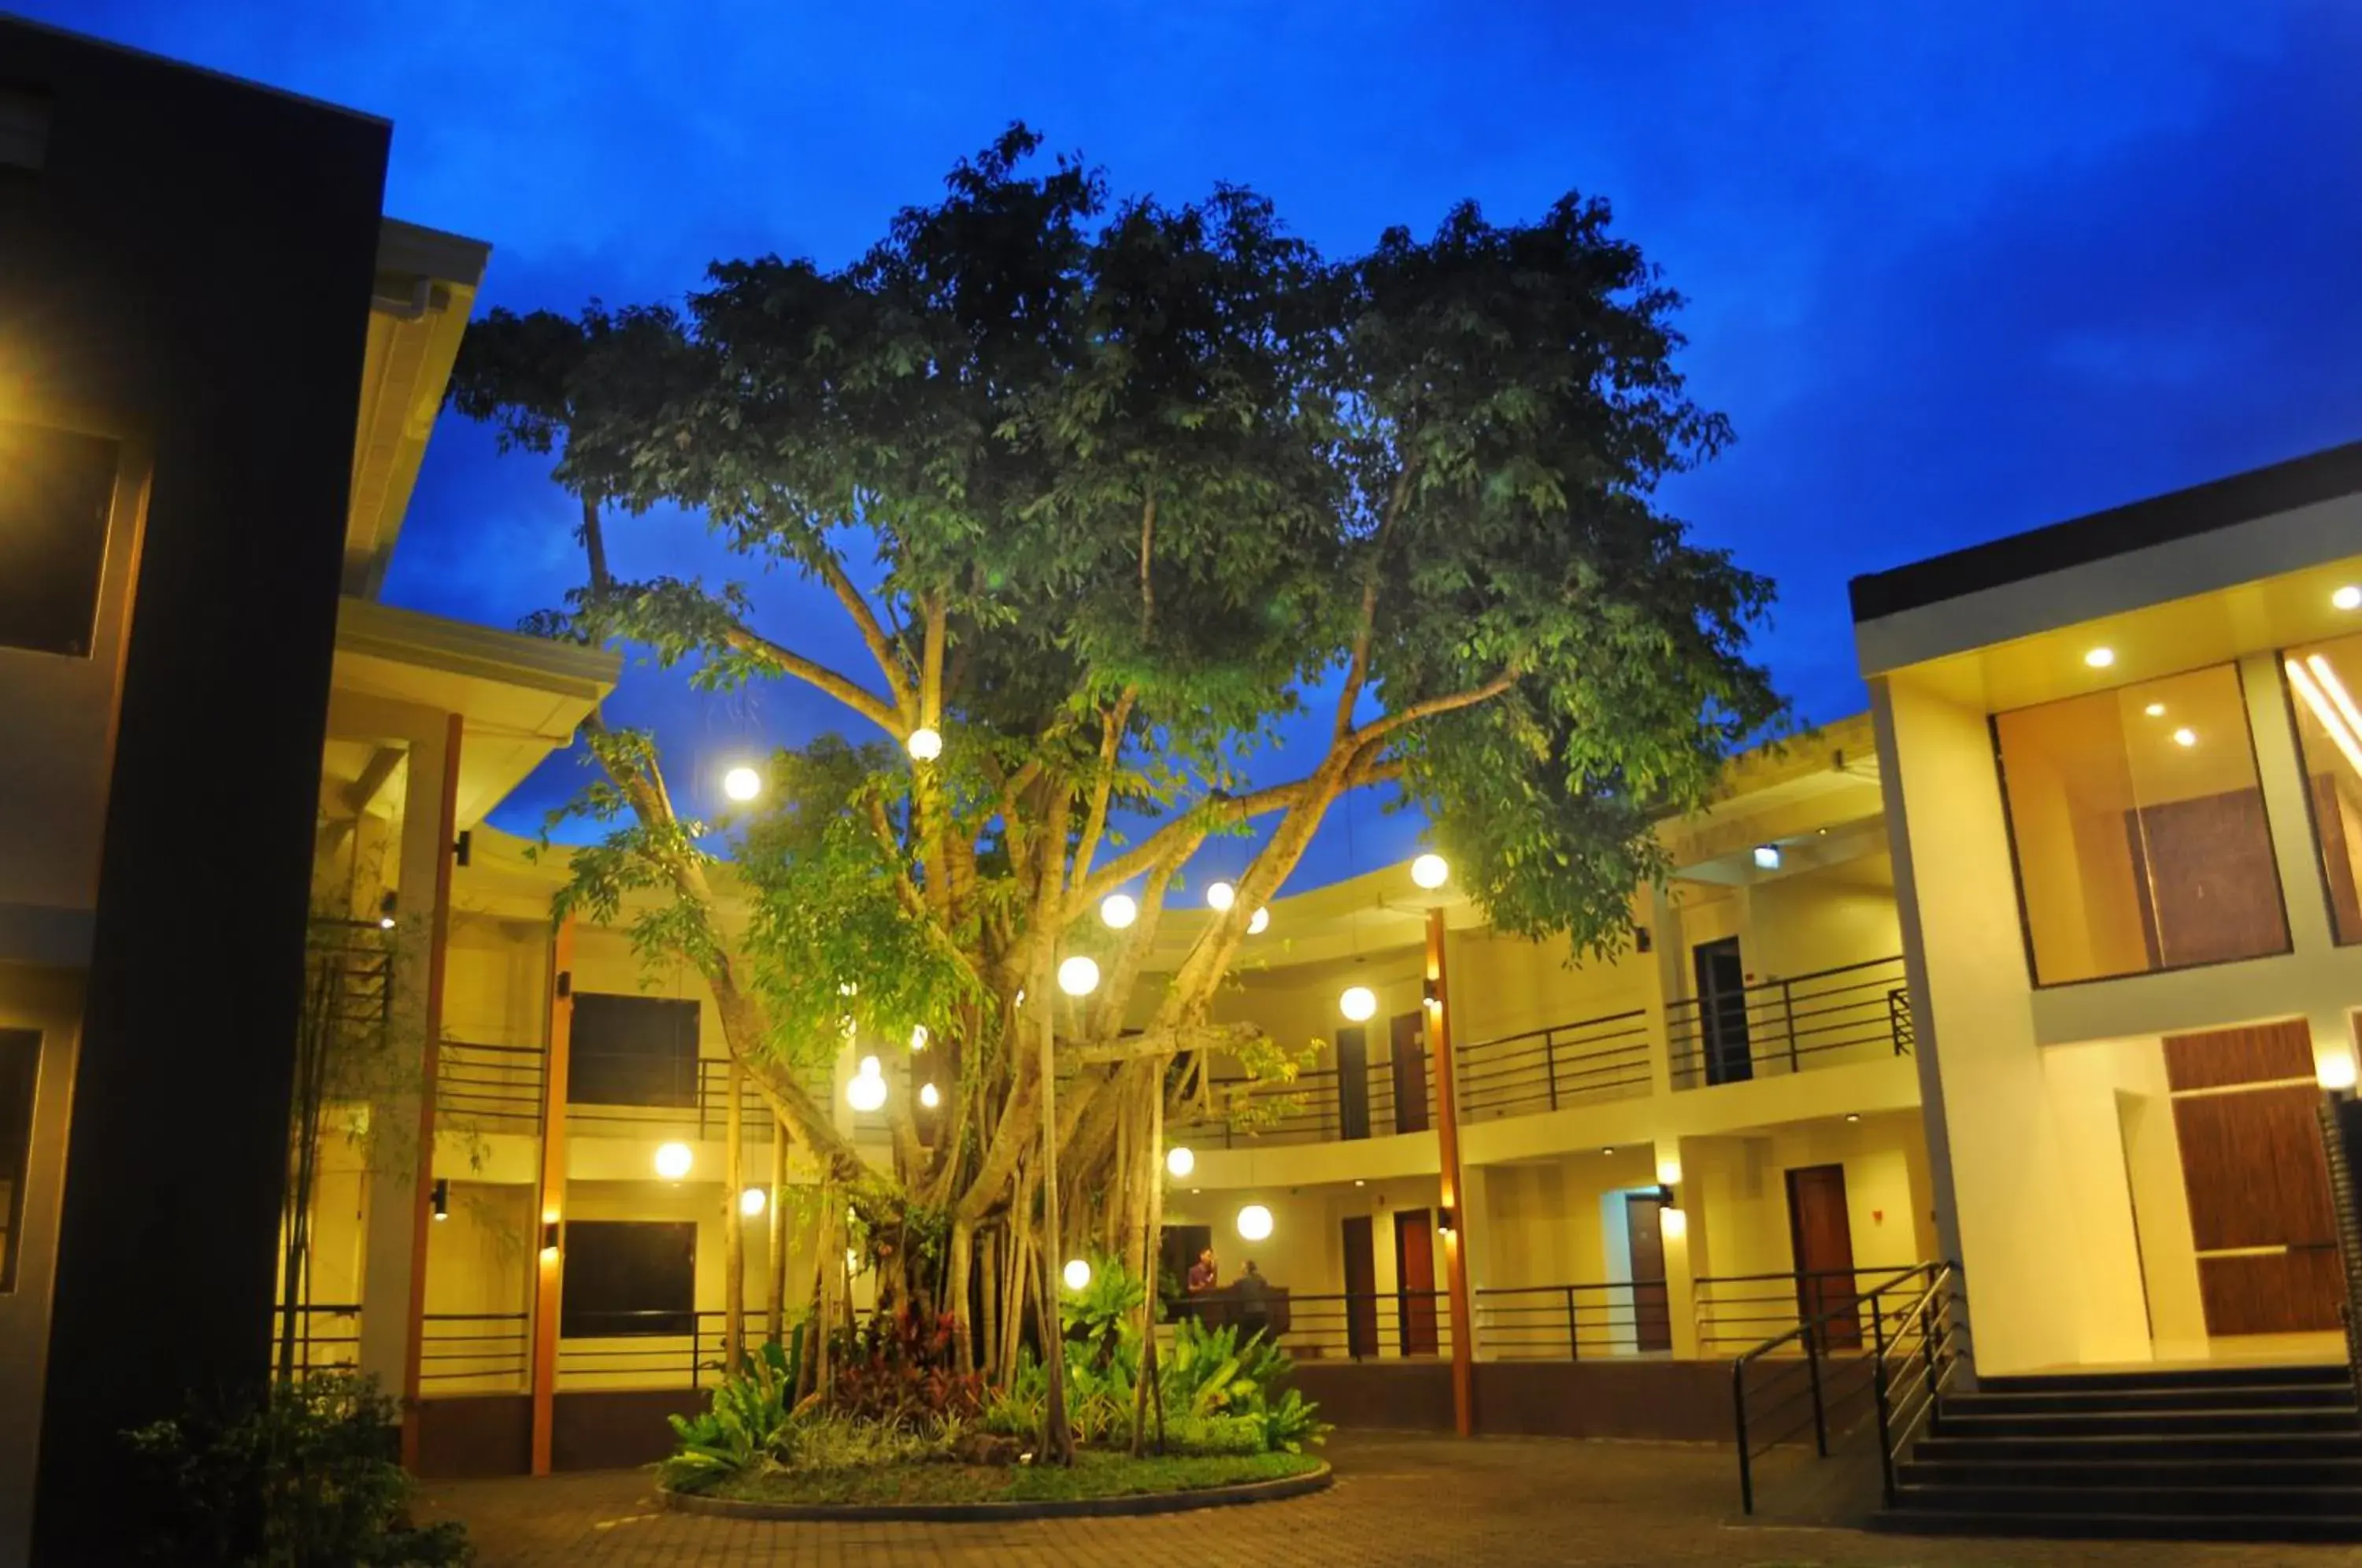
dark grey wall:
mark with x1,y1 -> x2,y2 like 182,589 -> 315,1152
1,20 -> 391,1562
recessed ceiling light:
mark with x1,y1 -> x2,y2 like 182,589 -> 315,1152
2334,585 -> 2361,611
1601,1146 -> 1615,1156
2084,647 -> 2116,669
2172,727 -> 2197,748
1845,1112 -> 1860,1123
2143,702 -> 2165,718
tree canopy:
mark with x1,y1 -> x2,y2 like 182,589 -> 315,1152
449,124 -> 1782,1391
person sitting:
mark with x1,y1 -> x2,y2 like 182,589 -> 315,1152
1186,1247 -> 1219,1293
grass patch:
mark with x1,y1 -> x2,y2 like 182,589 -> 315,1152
706,1448 -> 1323,1507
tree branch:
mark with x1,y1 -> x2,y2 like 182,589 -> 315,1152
1334,463 -> 1418,741
1072,1021 -> 1265,1065
1349,668 -> 1519,747
1071,687 -> 1138,890
816,549 -> 917,716
721,623 -> 902,734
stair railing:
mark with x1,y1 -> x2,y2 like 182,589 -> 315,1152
1729,1259 -> 1945,1514
1868,1261 -> 1965,1508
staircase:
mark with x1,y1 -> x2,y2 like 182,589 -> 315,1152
1876,1363 -> 2362,1542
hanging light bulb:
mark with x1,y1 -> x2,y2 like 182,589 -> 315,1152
1205,880 -> 1237,912
654,1142 -> 693,1180
1062,1257 -> 1093,1291
1165,1145 -> 1195,1179
1236,1204 -> 1274,1241
1247,906 -> 1270,935
910,1024 -> 929,1052
1410,852 -> 1449,890
739,1186 -> 767,1218
847,1056 -> 887,1112
920,1082 -> 941,1109
1100,893 -> 1138,930
1057,955 -> 1101,997
723,764 -> 762,803
1339,985 -> 1378,1023
905,726 -> 943,762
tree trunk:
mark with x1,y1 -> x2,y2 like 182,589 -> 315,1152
1034,941 -> 1075,1464
724,1058 -> 746,1374
1130,1067 -> 1167,1455
947,1215 -> 976,1374
978,1226 -> 999,1382
767,1112 -> 788,1345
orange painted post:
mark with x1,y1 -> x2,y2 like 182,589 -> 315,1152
399,714 -> 463,1471
529,915 -> 576,1476
1426,906 -> 1476,1437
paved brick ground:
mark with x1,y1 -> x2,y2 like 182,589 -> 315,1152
420,1431 -> 2362,1567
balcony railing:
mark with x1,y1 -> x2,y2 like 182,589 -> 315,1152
420,1311 -> 531,1391
1668,955 -> 1910,1090
1458,1010 -> 1653,1122
270,1301 -> 361,1378
1273,1289 -> 1455,1360
1168,1060 -> 1429,1149
436,1040 -> 544,1134
1475,1281 -> 1668,1359
1694,1265 -> 1925,1357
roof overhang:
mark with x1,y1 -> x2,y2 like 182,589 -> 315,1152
344,217 -> 490,598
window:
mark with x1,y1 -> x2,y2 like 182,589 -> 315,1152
0,420 -> 119,657
1,1030 -> 38,1292
0,90 -> 48,172
558,1221 -> 695,1337
1994,664 -> 2288,985
567,993 -> 699,1107
2285,631 -> 2362,945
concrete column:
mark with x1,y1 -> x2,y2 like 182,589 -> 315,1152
1657,1135 -> 1701,1359
1640,886 -> 1684,1095
530,916 -> 576,1475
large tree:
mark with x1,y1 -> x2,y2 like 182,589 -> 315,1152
451,126 -> 1779,1418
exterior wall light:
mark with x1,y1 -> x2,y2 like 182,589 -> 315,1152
1165,1145 -> 1195,1179
1753,844 -> 1781,871
1100,893 -> 1138,930
1062,1257 -> 1092,1291
740,1185 -> 767,1217
654,1141 -> 693,1179
1206,880 -> 1237,912
1656,1156 -> 1682,1186
905,726 -> 943,762
2084,646 -> 2116,669
1438,1206 -> 1458,1233
722,764 -> 762,802
1339,985 -> 1377,1023
1411,853 -> 1449,890
540,1221 -> 561,1259
1057,955 -> 1101,997
1236,1204 -> 1274,1241
431,1178 -> 450,1221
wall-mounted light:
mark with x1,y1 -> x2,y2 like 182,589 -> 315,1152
1752,844 -> 1782,871
379,890 -> 398,931
431,1178 -> 450,1222
1660,1207 -> 1689,1241
1421,975 -> 1440,1006
2320,1053 -> 2359,1095
1652,1183 -> 1676,1207
1438,1205 -> 1458,1234
1656,1156 -> 1682,1187
540,1221 -> 561,1259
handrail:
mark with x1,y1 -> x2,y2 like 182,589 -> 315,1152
1669,953 -> 1911,1089
1729,1259 -> 1949,1515
1871,1262 -> 1965,1508
1458,1009 -> 1652,1121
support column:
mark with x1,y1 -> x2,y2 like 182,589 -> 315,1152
530,916 -> 576,1476
397,716 -> 460,1470
1426,908 -> 1475,1437
1657,1136 -> 1701,1360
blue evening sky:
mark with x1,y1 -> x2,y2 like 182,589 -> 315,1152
32,2 -> 2362,888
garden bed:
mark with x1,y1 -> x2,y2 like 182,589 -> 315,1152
663,1450 -> 1331,1521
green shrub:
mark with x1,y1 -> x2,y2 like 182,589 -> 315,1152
1161,1412 -> 1266,1455
660,1332 -> 806,1493
120,1371 -> 469,1567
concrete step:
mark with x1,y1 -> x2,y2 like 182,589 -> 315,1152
1934,1405 -> 2359,1438
1943,1382 -> 2354,1416
1974,1364 -> 2346,1396
1871,1505 -> 2362,1544
1913,1430 -> 2362,1463
1901,1455 -> 2362,1489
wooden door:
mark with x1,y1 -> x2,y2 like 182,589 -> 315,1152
1335,1026 -> 1371,1141
1341,1215 -> 1379,1359
1394,1208 -> 1439,1355
2166,1019 -> 2342,1334
1626,1193 -> 1672,1352
1390,1011 -> 1429,1134
1786,1164 -> 1860,1349
1694,938 -> 1753,1085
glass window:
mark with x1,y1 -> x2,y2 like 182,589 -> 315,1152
0,419 -> 120,658
567,993 -> 700,1107
559,1221 -> 696,1338
1994,664 -> 2289,985
1,1030 -> 37,1293
2284,631 -> 2362,945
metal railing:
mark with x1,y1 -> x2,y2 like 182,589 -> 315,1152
1669,955 -> 1911,1089
555,1307 -> 733,1388
1168,1062 -> 1423,1148
1694,1264 -> 1923,1357
1272,1289 -> 1454,1360
420,1311 -> 531,1390
564,1056 -> 868,1141
1458,1011 -> 1653,1121
1730,1260 -> 1951,1514
436,1040 -> 544,1134
1474,1281 -> 1665,1359
270,1302 -> 361,1378
1871,1263 -> 1965,1507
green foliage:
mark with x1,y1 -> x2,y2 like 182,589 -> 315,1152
1161,1413 -> 1267,1456
661,1333 -> 806,1494
709,1448 -> 1322,1507
978,1310 -> 1326,1457
827,1308 -> 986,1429
120,1372 -> 469,1567
1058,1252 -> 1147,1371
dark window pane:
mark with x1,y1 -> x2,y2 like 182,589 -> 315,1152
1,1030 -> 38,1293
558,1220 -> 695,1338
0,420 -> 119,657
2284,633 -> 2362,945
567,993 -> 699,1107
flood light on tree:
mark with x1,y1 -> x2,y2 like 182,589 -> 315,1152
722,764 -> 762,802
1235,1204 -> 1274,1241
1165,1145 -> 1195,1179
1062,1257 -> 1092,1291
1410,852 -> 1449,890
1057,955 -> 1101,997
654,1142 -> 692,1180
1338,984 -> 1377,1022
905,726 -> 943,761
1099,893 -> 1138,930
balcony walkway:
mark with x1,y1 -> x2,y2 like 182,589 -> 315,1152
420,1428 -> 2353,1567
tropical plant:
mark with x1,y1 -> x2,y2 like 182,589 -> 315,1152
1255,1385 -> 1330,1455
1060,1253 -> 1147,1372
120,1372 -> 469,1567
450,120 -> 1785,1418
661,1332 -> 807,1492
828,1307 -> 986,1429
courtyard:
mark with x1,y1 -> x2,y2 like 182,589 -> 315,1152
420,1431 -> 2362,1568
